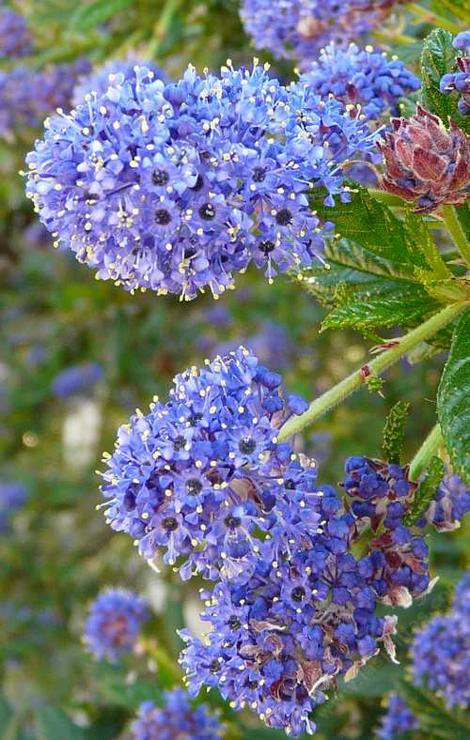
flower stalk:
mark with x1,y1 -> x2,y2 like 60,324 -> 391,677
409,423 -> 443,481
441,204 -> 470,268
277,302 -> 467,441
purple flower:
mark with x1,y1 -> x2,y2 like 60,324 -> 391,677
377,693 -> 419,739
83,588 -> 149,662
131,689 -> 223,740
100,347 -> 315,580
301,43 -> 420,121
420,473 -> 470,532
72,59 -> 165,106
0,4 -> 32,58
51,362 -> 103,398
411,584 -> 470,709
26,62 -> 376,299
0,481 -> 28,532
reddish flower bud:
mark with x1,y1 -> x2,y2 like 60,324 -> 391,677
378,105 -> 470,212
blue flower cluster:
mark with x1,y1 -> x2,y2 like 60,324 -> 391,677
0,60 -> 90,141
377,693 -> 419,740
100,347 -> 313,580
72,59 -> 165,107
418,473 -> 470,532
83,588 -> 149,662
440,31 -> 470,116
239,0 -> 402,66
411,572 -> 470,709
51,362 -> 103,399
301,43 -> 420,121
0,481 -> 28,533
131,689 -> 223,740
25,62 -> 376,299
0,2 -> 32,58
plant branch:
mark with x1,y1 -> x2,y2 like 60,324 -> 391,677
409,423 -> 443,481
277,302 -> 467,441
441,205 -> 470,268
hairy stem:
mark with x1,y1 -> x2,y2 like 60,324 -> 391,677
409,423 -> 443,481
277,303 -> 467,441
441,205 -> 470,268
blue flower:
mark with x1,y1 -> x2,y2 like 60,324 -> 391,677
131,689 -> 223,740
72,59 -> 165,106
100,347 -> 316,580
440,32 -> 470,116
26,62 -> 376,299
83,588 -> 149,662
0,5 -> 32,58
51,362 -> 103,398
0,481 -> 28,533
377,693 -> 419,739
420,473 -> 470,532
301,43 -> 420,122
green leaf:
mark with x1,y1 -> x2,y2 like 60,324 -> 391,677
438,308 -> 470,485
403,456 -> 445,525
400,682 -> 470,739
0,698 -> 21,740
382,401 -> 410,465
90,662 -> 161,710
420,28 -> 469,132
437,0 -> 470,22
36,708 -> 85,740
69,0 -> 134,31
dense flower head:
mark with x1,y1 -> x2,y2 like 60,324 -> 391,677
377,693 -> 419,740
0,3 -> 32,58
83,588 -> 149,661
418,473 -> 470,532
452,572 -> 470,616
100,346 -> 317,581
72,59 -> 165,106
0,481 -> 28,532
301,43 -> 420,121
239,0 -> 403,66
378,105 -> 470,212
180,478 -> 400,736
51,362 -> 103,398
0,60 -> 90,141
25,62 -> 376,299
411,583 -> 470,709
131,689 -> 223,740
440,31 -> 470,117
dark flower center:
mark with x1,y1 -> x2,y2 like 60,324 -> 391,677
209,660 -> 220,674
186,478 -> 203,495
275,208 -> 292,226
191,174 -> 204,191
152,169 -> 169,186
123,490 -> 136,510
188,413 -> 202,426
225,515 -> 242,528
258,240 -> 275,254
199,203 -> 216,220
252,167 -> 266,182
291,586 -> 306,602
239,437 -> 256,454
284,479 -> 295,490
155,208 -> 172,225
173,435 -> 186,450
162,516 -> 178,532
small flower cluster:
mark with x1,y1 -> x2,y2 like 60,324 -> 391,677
377,693 -> 419,740
240,0 -> 404,66
411,572 -> 470,709
51,362 -> 103,399
0,60 -> 90,141
25,62 -> 377,299
441,31 -> 470,116
0,2 -> 32,58
418,473 -> 470,532
0,481 -> 28,533
72,59 -> 165,106
100,347 -> 312,580
379,105 -> 470,211
83,588 -> 149,662
131,689 -> 223,740
301,43 -> 420,122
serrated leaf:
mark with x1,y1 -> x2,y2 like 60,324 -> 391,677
69,0 -> 134,31
321,284 -> 440,332
437,308 -> 470,485
420,28 -> 469,133
382,401 -> 410,465
404,456 -> 445,525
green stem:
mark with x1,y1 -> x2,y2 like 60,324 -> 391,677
406,3 -> 461,33
409,423 -> 443,481
441,205 -> 470,267
277,302 -> 467,442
